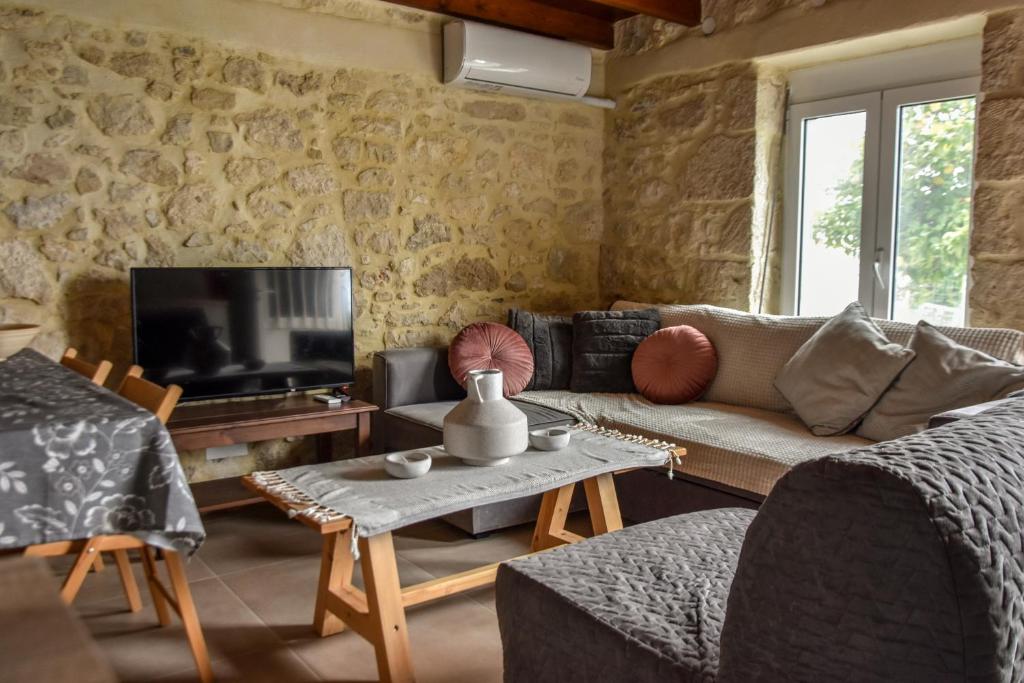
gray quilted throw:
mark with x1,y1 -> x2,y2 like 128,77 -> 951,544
0,349 -> 204,554
719,396 -> 1024,683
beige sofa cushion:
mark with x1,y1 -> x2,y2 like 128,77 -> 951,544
516,390 -> 871,497
775,302 -> 916,436
858,323 -> 1024,441
612,301 -> 1024,412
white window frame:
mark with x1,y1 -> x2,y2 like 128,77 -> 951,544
781,76 -> 980,319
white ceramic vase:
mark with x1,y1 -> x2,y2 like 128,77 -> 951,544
443,369 -> 528,466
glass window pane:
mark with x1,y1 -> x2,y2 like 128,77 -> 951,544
891,97 -> 976,326
798,112 -> 867,316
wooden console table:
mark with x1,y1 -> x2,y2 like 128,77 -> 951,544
168,395 -> 378,512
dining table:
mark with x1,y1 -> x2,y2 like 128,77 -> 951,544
0,348 -> 205,552
0,348 -> 213,682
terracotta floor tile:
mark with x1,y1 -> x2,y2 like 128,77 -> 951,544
46,549 -> 215,607
290,595 -> 504,683
66,504 -> 587,682
193,505 -> 323,577
81,576 -> 282,682
155,646 -> 321,682
219,550 -> 434,643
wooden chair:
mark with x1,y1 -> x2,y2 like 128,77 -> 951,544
117,365 -> 183,425
23,370 -> 211,682
59,347 -> 113,386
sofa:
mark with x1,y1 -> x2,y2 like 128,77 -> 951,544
373,301 -> 1024,533
495,396 -> 1024,682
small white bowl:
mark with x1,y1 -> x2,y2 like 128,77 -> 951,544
384,451 -> 432,479
529,427 -> 571,451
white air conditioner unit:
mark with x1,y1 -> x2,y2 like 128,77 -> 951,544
443,20 -> 614,109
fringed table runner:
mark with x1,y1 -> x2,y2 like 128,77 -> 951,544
251,424 -> 679,556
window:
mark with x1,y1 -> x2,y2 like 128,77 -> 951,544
782,78 -> 978,325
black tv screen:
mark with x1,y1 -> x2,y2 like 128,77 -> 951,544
131,267 -> 355,401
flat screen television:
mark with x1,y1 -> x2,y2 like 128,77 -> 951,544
131,267 -> 355,401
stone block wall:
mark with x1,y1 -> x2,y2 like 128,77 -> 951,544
615,0 -> 826,57
971,8 -> 1024,329
602,62 -> 777,310
0,5 -> 603,479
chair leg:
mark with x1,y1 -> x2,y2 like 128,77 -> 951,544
60,541 -> 101,605
91,553 -> 105,572
141,546 -> 171,626
112,549 -> 143,612
164,550 -> 214,683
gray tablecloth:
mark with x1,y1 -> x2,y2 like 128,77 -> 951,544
0,349 -> 204,554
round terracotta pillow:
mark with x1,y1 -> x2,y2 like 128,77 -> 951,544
631,325 -> 717,404
449,322 -> 534,397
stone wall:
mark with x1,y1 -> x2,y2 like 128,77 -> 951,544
615,0 -> 834,57
601,61 -> 782,310
0,5 -> 604,479
970,8 -> 1024,329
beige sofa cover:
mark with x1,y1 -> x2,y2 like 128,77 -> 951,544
519,302 -> 1024,497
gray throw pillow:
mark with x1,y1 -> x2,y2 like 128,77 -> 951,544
774,302 -> 915,436
507,309 -> 573,390
571,309 -> 660,393
857,321 -> 1024,442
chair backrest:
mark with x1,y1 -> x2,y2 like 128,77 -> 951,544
60,347 -> 113,386
717,397 -> 1024,682
116,366 -> 182,425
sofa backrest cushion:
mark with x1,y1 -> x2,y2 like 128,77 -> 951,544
612,300 -> 1024,413
571,309 -> 660,393
717,397 -> 1024,682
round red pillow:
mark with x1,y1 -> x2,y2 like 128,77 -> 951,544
631,325 -> 717,404
449,322 -> 534,397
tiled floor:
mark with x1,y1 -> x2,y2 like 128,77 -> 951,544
56,503 -> 571,682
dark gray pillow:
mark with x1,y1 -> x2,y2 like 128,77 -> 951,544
507,309 -> 573,391
570,309 -> 660,393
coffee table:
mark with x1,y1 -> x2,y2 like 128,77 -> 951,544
243,426 -> 684,683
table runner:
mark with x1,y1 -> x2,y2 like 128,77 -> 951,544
252,424 -> 679,551
0,349 -> 204,554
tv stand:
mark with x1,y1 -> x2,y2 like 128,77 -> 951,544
167,394 -> 378,512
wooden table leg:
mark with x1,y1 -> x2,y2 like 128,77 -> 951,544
356,412 -> 371,457
164,550 -> 214,683
584,472 -> 623,534
531,483 -> 581,551
361,532 -> 414,683
314,528 -> 355,637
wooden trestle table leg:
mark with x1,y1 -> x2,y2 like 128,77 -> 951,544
314,528 -> 355,637
583,472 -> 624,534
360,532 -> 415,683
530,482 -> 579,551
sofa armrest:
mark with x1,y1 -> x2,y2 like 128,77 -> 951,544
372,347 -> 465,410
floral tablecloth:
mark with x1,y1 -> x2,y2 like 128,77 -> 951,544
0,349 -> 204,553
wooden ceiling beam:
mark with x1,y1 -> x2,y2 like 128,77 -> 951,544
583,0 -> 701,25
385,0 -> 616,49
